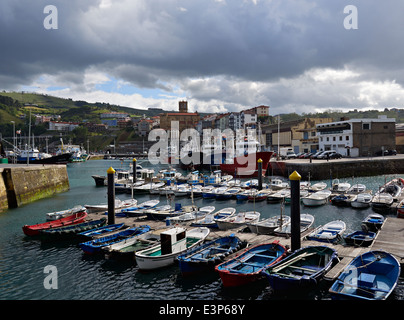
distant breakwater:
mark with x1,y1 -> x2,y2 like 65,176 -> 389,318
268,157 -> 404,180
0,165 -> 69,211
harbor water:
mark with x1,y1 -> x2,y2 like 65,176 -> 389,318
0,159 -> 403,301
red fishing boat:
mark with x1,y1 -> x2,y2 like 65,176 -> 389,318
220,151 -> 273,177
215,241 -> 287,287
22,210 -> 88,236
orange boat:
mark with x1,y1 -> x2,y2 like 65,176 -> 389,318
22,210 -> 88,236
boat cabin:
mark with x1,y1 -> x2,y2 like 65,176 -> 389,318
160,227 -> 186,255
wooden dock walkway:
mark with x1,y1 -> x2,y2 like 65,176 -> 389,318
88,212 -> 404,282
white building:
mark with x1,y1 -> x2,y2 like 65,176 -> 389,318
316,116 -> 396,157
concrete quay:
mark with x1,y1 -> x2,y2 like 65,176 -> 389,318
0,164 -> 69,211
268,154 -> 404,180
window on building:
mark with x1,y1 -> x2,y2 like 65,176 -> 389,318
363,123 -> 370,130
346,136 -> 349,141
339,136 -> 342,141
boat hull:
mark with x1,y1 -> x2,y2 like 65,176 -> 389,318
215,242 -> 287,287
220,151 -> 273,177
262,246 -> 338,293
329,250 -> 401,300
22,211 -> 88,236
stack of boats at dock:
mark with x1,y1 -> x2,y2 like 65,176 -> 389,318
21,196 -> 400,299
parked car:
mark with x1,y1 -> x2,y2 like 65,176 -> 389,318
317,150 -> 337,159
302,152 -> 314,158
311,151 -> 325,159
329,152 -> 342,159
375,149 -> 397,156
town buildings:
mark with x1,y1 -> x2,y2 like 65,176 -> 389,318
316,116 -> 396,157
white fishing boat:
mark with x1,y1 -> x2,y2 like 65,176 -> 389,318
173,185 -> 190,197
145,204 -> 198,220
135,227 -> 210,271
84,198 -> 138,214
331,179 -> 351,193
267,189 -> 290,203
269,178 -> 289,190
118,200 -> 160,217
347,183 -> 367,194
216,211 -> 260,230
215,187 -> 241,200
350,193 -> 372,209
302,190 -> 331,206
309,182 -> 327,192
167,206 -> 216,224
46,205 -> 87,221
371,193 -> 394,213
274,213 -> 315,236
248,215 -> 291,235
191,207 -> 236,228
306,220 -> 346,243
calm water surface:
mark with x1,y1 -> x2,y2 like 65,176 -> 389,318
0,159 -> 403,300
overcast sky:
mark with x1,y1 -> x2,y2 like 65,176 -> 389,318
1,0 -> 404,115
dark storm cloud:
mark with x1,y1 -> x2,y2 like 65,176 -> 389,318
1,0 -> 404,111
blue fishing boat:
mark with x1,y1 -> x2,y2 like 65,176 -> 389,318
362,213 -> 384,232
215,241 -> 287,287
79,225 -> 151,254
262,246 -> 338,293
77,222 -> 126,240
329,250 -> 401,300
343,230 -> 376,247
177,235 -> 245,276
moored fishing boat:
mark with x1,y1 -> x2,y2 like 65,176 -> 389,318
135,227 -> 210,271
166,206 -> 215,224
266,189 -> 290,203
84,198 -> 138,214
77,222 -> 126,240
371,193 -> 394,213
46,205 -> 87,221
215,241 -> 287,287
117,200 -> 159,217
305,220 -> 346,243
343,230 -> 376,247
309,182 -> 327,192
350,193 -> 372,209
145,204 -> 198,221
273,213 -> 314,236
262,246 -> 338,293
247,189 -> 272,202
329,250 -> 401,300
215,187 -> 241,200
22,210 -> 88,236
39,218 -> 107,241
331,179 -> 351,193
362,213 -> 384,232
191,207 -> 236,228
216,211 -> 260,230
178,235 -> 245,276
248,215 -> 291,235
103,231 -> 162,260
79,225 -> 151,254
301,190 -> 331,207
331,194 -> 356,207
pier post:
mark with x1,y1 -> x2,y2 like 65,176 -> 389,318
132,158 -> 137,183
258,158 -> 263,190
107,167 -> 116,225
289,170 -> 301,252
